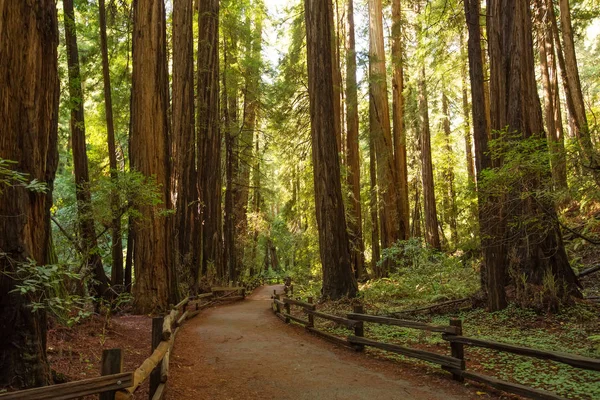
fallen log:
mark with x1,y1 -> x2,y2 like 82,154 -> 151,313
387,297 -> 472,317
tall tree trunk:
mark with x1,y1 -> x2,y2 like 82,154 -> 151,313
442,91 -> 459,247
172,0 -> 197,290
0,0 -> 58,387
330,3 -> 343,154
535,0 -> 568,190
460,28 -> 476,184
235,12 -> 263,279
99,0 -> 124,287
369,131 -> 381,276
345,0 -> 365,279
250,134 -> 262,276
368,0 -> 401,269
197,0 -> 222,283
417,65 -> 440,250
391,0 -> 410,241
63,0 -> 110,299
131,0 -> 175,313
465,0 -> 497,306
485,0 -> 580,310
557,0 -> 599,175
304,0 -> 357,299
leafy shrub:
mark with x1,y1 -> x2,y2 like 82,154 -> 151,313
361,238 -> 480,306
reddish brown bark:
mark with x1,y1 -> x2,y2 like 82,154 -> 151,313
0,0 -> 59,387
131,0 -> 175,312
305,0 -> 357,299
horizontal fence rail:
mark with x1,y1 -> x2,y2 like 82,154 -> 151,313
0,373 -> 133,400
271,292 -> 600,400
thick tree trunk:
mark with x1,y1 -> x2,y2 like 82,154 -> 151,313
345,0 -> 365,279
0,0 -> 58,387
391,0 -> 410,241
197,0 -> 222,283
417,66 -> 440,250
486,0 -> 580,310
63,0 -> 110,299
304,0 -> 357,299
131,0 -> 175,313
99,0 -> 125,287
368,0 -> 401,270
172,0 -> 197,289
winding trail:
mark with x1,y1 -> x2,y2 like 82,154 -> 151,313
168,285 -> 480,399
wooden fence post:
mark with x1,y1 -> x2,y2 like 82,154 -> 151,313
449,318 -> 465,382
100,348 -> 122,400
284,300 -> 291,323
274,292 -> 281,314
290,284 -> 294,296
352,304 -> 364,352
307,297 -> 314,328
149,317 -> 164,399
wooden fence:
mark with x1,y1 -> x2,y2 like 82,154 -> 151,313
0,286 -> 246,400
272,291 -> 600,400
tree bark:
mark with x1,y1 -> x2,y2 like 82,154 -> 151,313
305,0 -> 357,299
235,12 -> 263,279
223,32 -> 238,284
442,91 -> 458,247
418,65 -> 440,250
368,0 -> 401,270
485,0 -> 580,310
369,129 -> 381,276
99,0 -> 125,287
172,0 -> 197,290
391,0 -> 410,241
0,0 -> 58,387
197,0 -> 223,283
557,0 -> 599,175
465,0 -> 498,306
131,0 -> 175,313
534,0 -> 568,191
63,0 -> 111,299
345,0 -> 365,279
460,28 -> 476,184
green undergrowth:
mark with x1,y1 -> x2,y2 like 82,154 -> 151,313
289,292 -> 599,399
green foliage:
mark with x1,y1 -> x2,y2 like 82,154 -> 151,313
8,259 -> 92,327
361,238 -> 479,307
0,158 -> 48,194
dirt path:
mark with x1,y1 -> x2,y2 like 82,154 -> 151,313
168,286 -> 482,400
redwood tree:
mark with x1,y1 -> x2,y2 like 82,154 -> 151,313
63,0 -> 111,298
484,0 -> 580,310
172,0 -> 197,285
368,0 -> 401,273
0,0 -> 59,387
99,0 -> 125,286
198,0 -> 223,282
131,0 -> 175,312
345,0 -> 366,279
304,0 -> 357,299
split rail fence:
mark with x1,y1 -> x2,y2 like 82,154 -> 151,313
271,291 -> 600,400
0,286 -> 246,400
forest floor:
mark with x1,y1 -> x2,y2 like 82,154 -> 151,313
167,285 -> 499,400
46,313 -> 152,399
